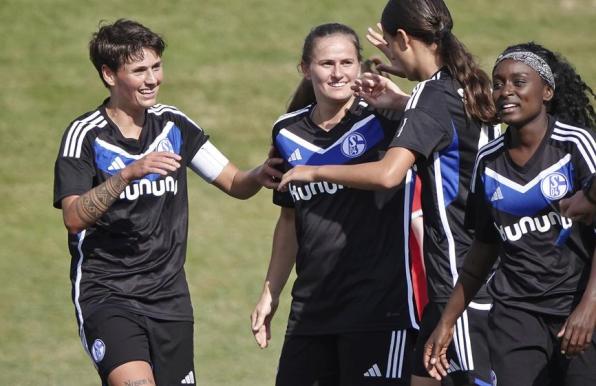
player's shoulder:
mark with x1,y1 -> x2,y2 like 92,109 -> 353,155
272,105 -> 311,135
147,103 -> 184,119
60,106 -> 108,155
550,118 -> 596,168
148,103 -> 203,130
64,106 -> 106,132
409,73 -> 449,103
476,134 -> 506,165
550,119 -> 595,146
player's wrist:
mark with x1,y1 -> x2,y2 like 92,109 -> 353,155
119,167 -> 133,183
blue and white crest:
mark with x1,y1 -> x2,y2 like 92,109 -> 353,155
157,138 -> 174,153
540,172 -> 569,200
341,133 -> 367,158
92,339 -> 106,363
490,369 -> 497,386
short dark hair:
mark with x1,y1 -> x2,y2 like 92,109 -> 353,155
89,19 -> 166,87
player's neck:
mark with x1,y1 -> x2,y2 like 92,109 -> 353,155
507,113 -> 549,166
105,102 -> 145,140
312,97 -> 354,132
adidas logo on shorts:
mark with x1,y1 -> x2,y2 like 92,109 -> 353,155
180,370 -> 195,384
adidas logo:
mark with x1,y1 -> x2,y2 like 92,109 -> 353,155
447,359 -> 461,374
107,156 -> 126,171
181,370 -> 195,384
363,363 -> 382,378
490,186 -> 504,202
288,148 -> 302,162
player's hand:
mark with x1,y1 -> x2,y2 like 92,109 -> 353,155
423,322 -> 453,380
120,151 -> 181,181
365,24 -> 406,78
559,190 -> 596,225
251,282 -> 279,349
256,147 -> 283,189
277,165 -> 319,192
352,73 -> 409,111
366,24 -> 390,59
557,298 -> 596,357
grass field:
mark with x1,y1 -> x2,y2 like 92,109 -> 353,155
0,0 -> 594,384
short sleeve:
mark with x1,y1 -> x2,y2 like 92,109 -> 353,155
390,108 -> 451,159
270,125 -> 294,208
53,131 -> 95,208
272,147 -> 294,208
569,126 -> 596,188
465,161 -> 500,242
171,110 -> 209,163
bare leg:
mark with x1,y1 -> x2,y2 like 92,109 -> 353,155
108,360 -> 155,386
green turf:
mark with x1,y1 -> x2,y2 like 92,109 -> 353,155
0,0 -> 594,384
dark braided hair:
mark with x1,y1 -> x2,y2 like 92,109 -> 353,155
497,42 -> 595,129
381,0 -> 495,123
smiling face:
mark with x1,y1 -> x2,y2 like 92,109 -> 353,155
492,59 -> 553,127
103,47 -> 163,113
301,34 -> 360,107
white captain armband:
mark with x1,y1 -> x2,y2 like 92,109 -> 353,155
189,140 -> 230,183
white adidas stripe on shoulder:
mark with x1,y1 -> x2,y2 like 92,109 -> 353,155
552,121 -> 596,173
406,77 -> 439,110
63,111 -> 100,157
63,111 -> 108,158
470,136 -> 505,193
273,105 -> 311,126
149,103 -> 178,113
148,104 -> 203,131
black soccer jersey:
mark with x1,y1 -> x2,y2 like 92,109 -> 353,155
468,117 -> 595,316
54,101 -> 209,324
273,99 -> 419,335
390,68 -> 498,305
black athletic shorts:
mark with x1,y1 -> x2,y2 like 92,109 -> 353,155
81,306 -> 195,385
276,329 -> 416,386
413,301 -> 494,386
488,301 -> 596,386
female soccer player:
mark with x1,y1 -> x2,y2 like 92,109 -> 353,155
277,1 -> 499,384
53,19 -> 281,386
250,22 -> 420,385
424,42 -> 596,386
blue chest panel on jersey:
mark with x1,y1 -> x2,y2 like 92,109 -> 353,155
437,121 -> 460,206
94,123 -> 182,181
275,115 -> 384,166
483,156 -> 575,217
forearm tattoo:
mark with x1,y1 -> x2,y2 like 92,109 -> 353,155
75,173 -> 129,225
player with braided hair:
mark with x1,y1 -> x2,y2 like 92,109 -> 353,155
425,42 -> 596,386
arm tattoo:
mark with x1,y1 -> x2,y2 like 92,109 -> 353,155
75,172 -> 129,226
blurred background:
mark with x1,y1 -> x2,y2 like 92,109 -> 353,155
0,0 -> 594,384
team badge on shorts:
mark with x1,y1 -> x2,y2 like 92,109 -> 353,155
92,339 -> 106,363
540,172 -> 569,200
490,369 -> 497,386
341,133 -> 367,158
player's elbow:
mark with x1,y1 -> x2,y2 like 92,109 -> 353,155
376,168 -> 405,190
62,211 -> 87,234
64,219 -> 85,234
